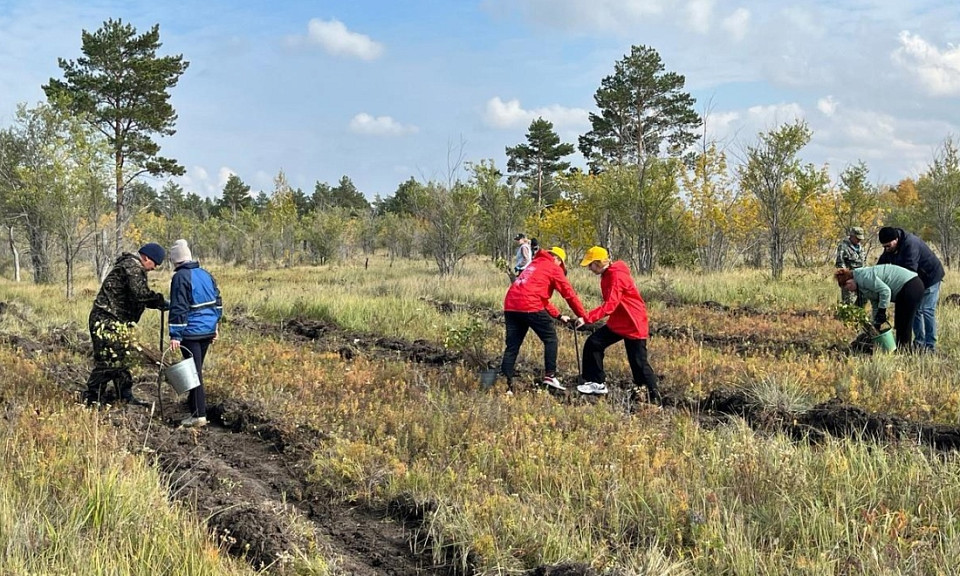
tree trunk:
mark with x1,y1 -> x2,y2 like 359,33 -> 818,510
115,153 -> 124,257
27,226 -> 51,284
65,245 -> 74,299
769,229 -> 785,280
95,229 -> 111,282
6,225 -> 20,282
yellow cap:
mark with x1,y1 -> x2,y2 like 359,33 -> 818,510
580,246 -> 609,266
547,246 -> 567,263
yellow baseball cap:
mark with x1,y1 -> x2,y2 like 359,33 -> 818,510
547,246 -> 567,263
580,246 -> 609,266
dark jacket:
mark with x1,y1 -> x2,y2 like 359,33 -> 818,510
91,253 -> 166,323
876,228 -> 944,288
169,261 -> 223,341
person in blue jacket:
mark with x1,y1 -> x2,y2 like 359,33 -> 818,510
876,227 -> 944,351
168,239 -> 223,427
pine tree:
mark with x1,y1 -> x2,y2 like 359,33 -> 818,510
44,19 -> 189,255
505,117 -> 574,212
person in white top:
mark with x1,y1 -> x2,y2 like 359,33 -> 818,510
513,233 -> 532,274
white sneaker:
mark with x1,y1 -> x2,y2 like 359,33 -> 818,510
577,382 -> 608,395
180,416 -> 208,428
542,376 -> 565,391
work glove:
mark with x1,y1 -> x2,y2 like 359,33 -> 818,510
875,308 -> 887,325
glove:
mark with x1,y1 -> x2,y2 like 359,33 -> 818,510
875,308 -> 887,325
159,299 -> 170,311
575,317 -> 586,329
559,315 -> 571,324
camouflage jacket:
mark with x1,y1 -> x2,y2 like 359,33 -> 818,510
91,253 -> 165,323
835,239 -> 864,269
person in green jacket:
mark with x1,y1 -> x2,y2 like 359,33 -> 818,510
835,264 -> 924,349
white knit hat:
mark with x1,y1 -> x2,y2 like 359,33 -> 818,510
169,239 -> 192,264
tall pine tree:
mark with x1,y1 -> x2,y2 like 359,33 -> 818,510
505,117 -> 574,212
44,19 -> 189,255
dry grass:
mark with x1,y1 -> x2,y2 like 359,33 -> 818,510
1,254 -> 959,574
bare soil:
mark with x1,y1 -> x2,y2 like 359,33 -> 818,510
8,298 -> 960,575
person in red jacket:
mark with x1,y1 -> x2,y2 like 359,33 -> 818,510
500,247 -> 587,392
575,246 -> 660,404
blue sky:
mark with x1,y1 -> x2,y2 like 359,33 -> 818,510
1,0 -> 958,200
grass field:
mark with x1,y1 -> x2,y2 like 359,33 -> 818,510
1,255 -> 958,575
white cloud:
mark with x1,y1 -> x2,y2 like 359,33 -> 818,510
817,96 -> 837,116
218,167 -> 236,188
349,113 -> 419,136
721,8 -> 750,41
686,0 -> 714,34
892,31 -> 960,97
745,102 -> 805,126
483,97 -> 589,130
305,18 -> 383,61
484,0 -> 665,33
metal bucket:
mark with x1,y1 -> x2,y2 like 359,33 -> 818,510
479,369 -> 498,389
872,327 -> 897,353
163,347 -> 201,394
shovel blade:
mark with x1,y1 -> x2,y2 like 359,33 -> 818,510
479,369 -> 498,389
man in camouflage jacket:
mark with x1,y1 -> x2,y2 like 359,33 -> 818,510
83,244 -> 168,405
835,227 -> 865,305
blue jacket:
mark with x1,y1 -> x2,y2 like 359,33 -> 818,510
876,228 -> 944,288
169,261 -> 222,341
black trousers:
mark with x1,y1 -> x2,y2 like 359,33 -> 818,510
181,338 -> 212,418
893,277 -> 925,348
500,310 -> 558,378
582,325 -> 658,396
84,312 -> 134,401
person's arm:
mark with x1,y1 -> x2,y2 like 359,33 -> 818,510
835,243 -> 845,268
583,276 -> 627,324
552,268 -> 587,318
127,264 -> 165,309
168,271 -> 191,342
860,273 -> 892,320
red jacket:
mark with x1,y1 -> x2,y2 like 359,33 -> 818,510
504,250 -> 587,318
583,260 -> 649,339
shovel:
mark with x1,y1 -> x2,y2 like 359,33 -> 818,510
572,320 -> 582,386
479,368 -> 498,389
155,308 -> 167,418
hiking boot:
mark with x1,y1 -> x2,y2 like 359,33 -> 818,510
542,376 -> 565,391
180,416 -> 208,428
577,381 -> 608,395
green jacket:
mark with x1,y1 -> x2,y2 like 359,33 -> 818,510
835,238 -> 864,269
852,264 -> 919,322
91,253 -> 166,323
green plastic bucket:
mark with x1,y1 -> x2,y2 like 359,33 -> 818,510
163,348 -> 201,394
872,328 -> 897,353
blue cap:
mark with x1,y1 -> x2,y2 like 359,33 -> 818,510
138,243 -> 165,266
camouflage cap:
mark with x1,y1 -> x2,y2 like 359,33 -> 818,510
848,227 -> 865,240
